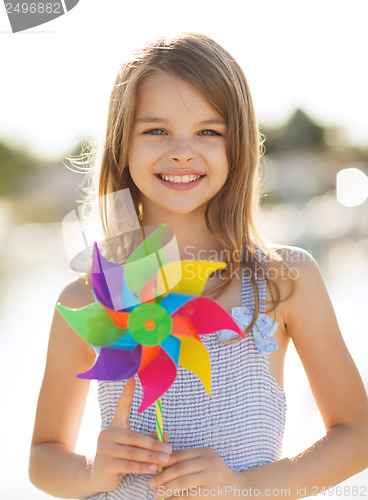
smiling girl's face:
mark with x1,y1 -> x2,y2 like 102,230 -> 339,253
128,72 -> 229,220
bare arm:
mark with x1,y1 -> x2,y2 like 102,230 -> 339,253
239,248 -> 368,498
29,277 -> 172,499
29,277 -> 98,498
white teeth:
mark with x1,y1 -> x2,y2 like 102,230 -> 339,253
158,174 -> 202,183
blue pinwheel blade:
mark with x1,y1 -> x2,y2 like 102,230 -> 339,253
160,292 -> 195,315
160,335 -> 181,365
108,331 -> 138,350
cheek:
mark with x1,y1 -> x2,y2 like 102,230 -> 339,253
207,145 -> 229,177
129,140 -> 163,169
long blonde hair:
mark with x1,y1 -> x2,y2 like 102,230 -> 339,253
83,33 -> 293,335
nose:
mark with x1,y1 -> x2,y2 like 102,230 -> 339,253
168,138 -> 196,164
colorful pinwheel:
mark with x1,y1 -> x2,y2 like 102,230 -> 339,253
57,225 -> 245,414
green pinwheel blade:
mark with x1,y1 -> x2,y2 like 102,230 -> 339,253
124,225 -> 169,297
56,302 -> 128,346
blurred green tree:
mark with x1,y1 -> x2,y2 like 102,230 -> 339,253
0,140 -> 39,195
262,109 -> 326,154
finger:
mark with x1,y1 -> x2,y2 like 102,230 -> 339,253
150,457 -> 204,489
111,377 -> 136,427
152,471 -> 204,498
107,442 -> 172,465
165,448 -> 203,467
108,427 -> 172,454
148,431 -> 170,443
107,457 -> 161,475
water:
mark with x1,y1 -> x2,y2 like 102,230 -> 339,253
0,223 -> 367,499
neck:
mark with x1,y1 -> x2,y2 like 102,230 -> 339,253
141,205 -> 223,261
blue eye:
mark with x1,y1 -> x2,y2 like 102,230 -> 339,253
198,130 -> 221,136
144,129 -> 167,135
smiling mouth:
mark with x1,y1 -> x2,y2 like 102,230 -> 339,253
155,173 -> 206,184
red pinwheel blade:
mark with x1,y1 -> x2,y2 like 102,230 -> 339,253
137,347 -> 177,413
77,345 -> 141,380
172,296 -> 245,338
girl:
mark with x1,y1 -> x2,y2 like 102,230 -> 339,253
29,33 -> 368,499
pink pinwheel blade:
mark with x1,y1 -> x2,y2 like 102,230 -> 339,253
77,345 -> 142,380
137,347 -> 177,413
173,296 -> 245,338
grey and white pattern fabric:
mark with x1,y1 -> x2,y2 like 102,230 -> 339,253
83,255 -> 287,500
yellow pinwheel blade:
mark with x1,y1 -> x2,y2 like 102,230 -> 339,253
176,334 -> 211,395
157,261 -> 226,296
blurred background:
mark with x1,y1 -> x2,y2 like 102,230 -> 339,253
0,0 -> 367,498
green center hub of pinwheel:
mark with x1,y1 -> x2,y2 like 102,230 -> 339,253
128,303 -> 172,346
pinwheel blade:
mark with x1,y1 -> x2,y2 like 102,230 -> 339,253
122,278 -> 140,310
155,261 -> 182,295
56,302 -> 128,346
138,347 -> 177,413
176,334 -> 211,395
91,242 -> 125,310
161,335 -> 181,365
108,331 -> 138,350
160,292 -> 195,314
77,345 -> 142,380
139,345 -> 160,371
103,307 -> 129,328
124,225 -> 168,299
172,297 -> 245,338
171,316 -> 201,341
157,261 -> 226,296
140,274 -> 156,304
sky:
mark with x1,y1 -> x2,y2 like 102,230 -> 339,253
0,0 -> 368,161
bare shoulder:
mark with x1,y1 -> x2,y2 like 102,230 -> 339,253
52,275 -> 96,360
268,244 -> 331,336
268,244 -> 321,286
272,244 -> 316,269
57,275 -> 94,309
264,245 -> 323,320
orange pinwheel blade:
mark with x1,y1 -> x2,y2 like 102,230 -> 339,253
171,315 -> 201,341
139,345 -> 160,371
103,307 -> 129,328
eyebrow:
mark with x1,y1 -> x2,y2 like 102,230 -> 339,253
135,116 -> 226,125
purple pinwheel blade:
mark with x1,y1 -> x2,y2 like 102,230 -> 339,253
91,242 -> 125,310
173,296 -> 245,338
137,347 -> 177,413
77,345 -> 142,380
